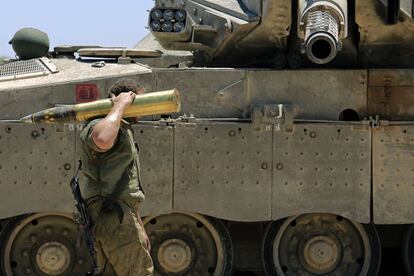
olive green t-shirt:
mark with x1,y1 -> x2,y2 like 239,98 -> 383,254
79,119 -> 145,201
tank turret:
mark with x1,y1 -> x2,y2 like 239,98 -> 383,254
148,0 -> 414,68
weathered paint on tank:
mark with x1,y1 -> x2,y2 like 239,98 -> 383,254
1,65 -> 414,225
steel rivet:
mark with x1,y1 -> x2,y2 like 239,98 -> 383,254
262,163 -> 268,170
276,163 -> 283,170
310,131 -> 317,138
64,163 -> 71,170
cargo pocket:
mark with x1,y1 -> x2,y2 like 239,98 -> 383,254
102,200 -> 124,224
97,207 -> 123,238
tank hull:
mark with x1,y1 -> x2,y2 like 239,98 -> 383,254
1,61 -> 414,275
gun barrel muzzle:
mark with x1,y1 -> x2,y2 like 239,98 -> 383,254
305,10 -> 340,64
299,0 -> 348,64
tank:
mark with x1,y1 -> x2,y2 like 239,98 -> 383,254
1,0 -> 414,275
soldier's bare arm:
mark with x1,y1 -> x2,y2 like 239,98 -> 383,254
92,92 -> 135,150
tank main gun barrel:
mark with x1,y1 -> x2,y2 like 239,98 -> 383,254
298,0 -> 348,64
20,89 -> 181,124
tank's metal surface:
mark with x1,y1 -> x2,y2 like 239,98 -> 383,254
373,125 -> 414,224
131,124 -> 174,216
174,122 -> 272,221
0,124 -> 74,219
273,123 -> 371,223
2,0 -> 414,275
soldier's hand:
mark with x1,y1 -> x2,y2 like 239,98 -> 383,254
111,91 -> 136,109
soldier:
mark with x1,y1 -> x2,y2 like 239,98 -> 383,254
79,79 -> 154,275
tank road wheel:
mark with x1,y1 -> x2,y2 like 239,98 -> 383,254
1,213 -> 93,275
143,213 -> 233,276
403,224 -> 414,275
262,214 -> 381,276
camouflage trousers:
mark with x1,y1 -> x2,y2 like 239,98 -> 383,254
86,197 -> 154,276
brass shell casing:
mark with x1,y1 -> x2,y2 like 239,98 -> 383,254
74,89 -> 181,122
20,89 -> 181,124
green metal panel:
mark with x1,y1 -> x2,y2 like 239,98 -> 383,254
273,123 -> 372,223
0,123 -> 75,218
373,125 -> 414,224
174,121 -> 272,221
155,69 -> 246,118
134,124 -> 174,217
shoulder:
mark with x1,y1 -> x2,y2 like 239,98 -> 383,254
80,118 -> 111,152
81,118 -> 102,135
80,119 -> 102,142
